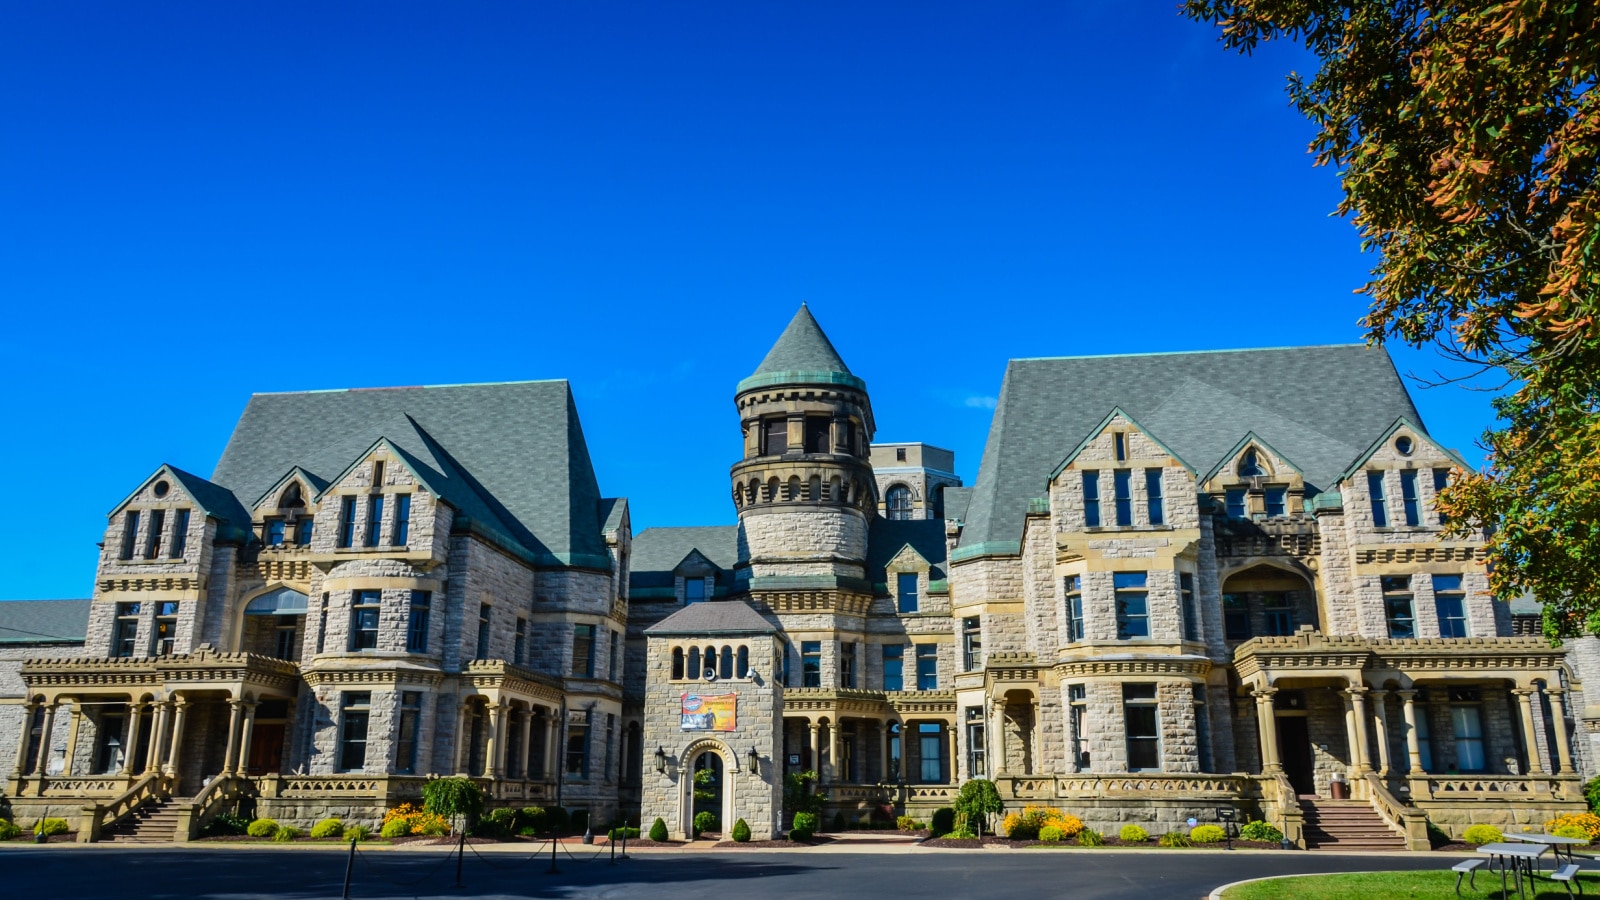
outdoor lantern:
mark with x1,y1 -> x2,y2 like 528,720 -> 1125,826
654,745 -> 668,774
747,746 -> 759,774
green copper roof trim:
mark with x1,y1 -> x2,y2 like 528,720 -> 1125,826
735,370 -> 867,394
928,579 -> 949,595
949,541 -> 1022,563
1027,497 -> 1051,514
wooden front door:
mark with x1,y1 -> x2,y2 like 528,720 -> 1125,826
247,723 -> 285,776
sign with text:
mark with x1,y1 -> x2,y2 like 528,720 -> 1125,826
680,692 -> 736,732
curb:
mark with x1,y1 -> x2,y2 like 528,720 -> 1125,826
1208,870 -> 1366,900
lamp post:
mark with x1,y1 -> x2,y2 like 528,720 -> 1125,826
747,746 -> 759,775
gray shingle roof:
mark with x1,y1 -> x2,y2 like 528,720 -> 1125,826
212,380 -> 612,569
0,599 -> 91,645
629,526 -> 741,592
958,345 -> 1422,557
645,599 -> 777,636
751,304 -> 852,378
942,487 -> 973,523
867,518 -> 948,584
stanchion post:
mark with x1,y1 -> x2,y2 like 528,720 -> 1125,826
619,819 -> 628,860
454,830 -> 465,888
546,826 -> 560,875
343,836 -> 357,899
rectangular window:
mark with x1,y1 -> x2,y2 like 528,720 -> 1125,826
1225,488 -> 1247,520
171,509 -> 190,558
1223,593 -> 1251,640
805,416 -> 831,454
1113,432 -> 1127,461
1383,576 -> 1415,638
295,516 -> 313,546
514,618 -> 527,665
1180,573 -> 1198,642
393,494 -> 411,546
1433,468 -> 1452,524
1434,575 -> 1469,638
274,615 -> 297,661
1368,471 -> 1389,527
1145,469 -> 1164,525
144,509 -> 165,559
565,710 -> 591,780
1082,471 -> 1101,527
571,623 -> 595,676
113,602 -> 141,657
1123,683 -> 1160,771
882,644 -> 903,691
365,495 -> 384,547
916,643 -> 938,690
152,601 -> 178,656
962,617 -> 982,671
1194,684 -> 1213,773
396,692 -> 421,774
1065,575 -> 1084,642
1400,469 -> 1420,526
802,641 -> 821,688
1114,572 -> 1149,640
351,590 -> 381,650
763,417 -> 789,455
918,723 -> 943,783
338,497 -> 357,548
897,572 -> 919,614
1113,469 -> 1133,526
684,577 -> 707,604
120,511 -> 140,560
476,604 -> 492,659
406,591 -> 430,652
265,517 -> 286,547
1262,592 -> 1294,636
1069,684 -> 1089,768
372,460 -> 385,487
338,692 -> 371,772
1264,488 -> 1287,518
965,706 -> 986,779
840,641 -> 856,689
1416,702 -> 1434,772
1450,694 -> 1486,772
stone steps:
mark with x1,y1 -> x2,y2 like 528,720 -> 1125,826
100,799 -> 182,843
1300,800 -> 1407,851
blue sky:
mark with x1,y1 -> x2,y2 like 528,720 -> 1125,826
0,3 -> 1497,600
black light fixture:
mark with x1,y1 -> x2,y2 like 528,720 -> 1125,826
654,745 -> 668,774
747,746 -> 759,774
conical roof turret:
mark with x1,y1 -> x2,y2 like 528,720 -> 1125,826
738,304 -> 865,393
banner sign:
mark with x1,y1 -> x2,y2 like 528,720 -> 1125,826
680,692 -> 736,732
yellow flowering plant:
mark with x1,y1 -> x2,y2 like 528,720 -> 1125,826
1545,813 -> 1600,841
382,802 -> 451,836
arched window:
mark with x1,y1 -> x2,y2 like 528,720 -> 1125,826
766,477 -> 779,502
1237,449 -> 1267,477
736,645 -> 749,679
828,476 -> 842,503
886,485 -> 914,520
786,476 -> 801,501
809,475 -> 822,502
278,483 -> 304,509
703,646 -> 718,679
688,647 -> 701,680
672,647 -> 684,680
720,645 -> 734,679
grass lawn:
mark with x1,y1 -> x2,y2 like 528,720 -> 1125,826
1221,870 -> 1600,899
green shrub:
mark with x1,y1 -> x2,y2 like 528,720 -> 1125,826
34,818 -> 69,837
246,818 -> 280,838
0,820 -> 21,841
310,818 -> 344,839
1039,825 -> 1063,843
693,811 -> 718,836
1585,775 -> 1600,815
1239,819 -> 1283,843
419,818 -> 450,836
790,811 -> 818,842
732,819 -> 751,843
1077,828 -> 1105,847
946,829 -> 978,839
830,811 -> 846,832
649,817 -> 668,842
546,806 -> 571,835
930,807 -> 956,838
1158,831 -> 1193,848
273,826 -> 301,842
1190,824 -> 1227,844
1553,824 -> 1592,842
954,779 -> 1004,836
1463,824 -> 1505,845
1119,824 -> 1149,843
607,826 -> 641,839
347,825 -> 371,842
517,807 -> 548,835
421,777 -> 485,825
896,815 -> 917,831
381,818 -> 409,839
201,811 -> 250,837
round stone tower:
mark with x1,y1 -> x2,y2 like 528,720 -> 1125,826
731,305 -> 876,584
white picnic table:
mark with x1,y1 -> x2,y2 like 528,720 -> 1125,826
1478,841 -> 1550,900
1505,831 -> 1590,866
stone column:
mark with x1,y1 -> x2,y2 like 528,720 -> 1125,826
1030,698 -> 1041,775
1548,688 -> 1575,775
948,723 -> 959,784
879,720 -> 891,782
1346,686 -> 1372,775
1252,688 -> 1280,773
485,703 -> 504,778
35,702 -> 60,777
992,698 -> 1008,777
12,699 -> 39,780
808,721 -> 821,778
121,702 -> 147,775
63,705 -> 87,777
144,701 -> 170,775
165,699 -> 190,776
1397,690 -> 1424,770
826,720 -> 839,784
544,709 -> 559,779
1513,688 -> 1546,775
235,702 -> 259,777
453,702 -> 471,774
1370,690 -> 1393,776
518,707 -> 534,780
222,699 -> 245,776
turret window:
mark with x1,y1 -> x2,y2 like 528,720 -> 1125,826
805,416 -> 831,453
801,641 -> 821,687
1114,572 -> 1149,640
572,624 -> 595,677
886,485 -> 913,520
351,591 -> 381,650
407,591 -> 431,652
1065,575 -> 1084,642
840,641 -> 856,688
763,418 -> 788,455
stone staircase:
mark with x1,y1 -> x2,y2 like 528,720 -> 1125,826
1300,799 -> 1407,851
99,798 -> 182,843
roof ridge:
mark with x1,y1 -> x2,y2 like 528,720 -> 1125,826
250,378 -> 569,397
1011,343 -> 1370,363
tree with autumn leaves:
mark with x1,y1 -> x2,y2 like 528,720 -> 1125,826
1183,1 -> 1599,637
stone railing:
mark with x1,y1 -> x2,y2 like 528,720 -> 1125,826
1254,773 -> 1305,849
256,773 -> 431,801
176,773 -> 246,841
1047,773 -> 1248,799
1360,772 -> 1430,851
1414,774 -> 1583,801
18,775 -> 139,799
78,771 -> 171,843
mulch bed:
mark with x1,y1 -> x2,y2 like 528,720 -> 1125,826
714,836 -> 835,848
922,835 -> 1284,849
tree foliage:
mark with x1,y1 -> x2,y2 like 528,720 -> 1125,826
1184,0 -> 1600,631
421,776 -> 485,826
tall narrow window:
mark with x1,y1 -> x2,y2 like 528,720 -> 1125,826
1383,576 -> 1415,638
688,646 -> 701,680
1065,575 -> 1084,642
684,576 -> 707,604
396,692 -> 421,774
1082,471 -> 1101,527
763,417 -> 789,455
365,495 -> 384,547
120,511 -> 140,560
1113,469 -> 1133,526
393,494 -> 411,546
294,516 -> 313,546
736,645 -> 749,678
1368,471 -> 1389,527
1400,469 -> 1420,526
1415,699 -> 1434,771
839,641 -> 856,688
672,647 -> 685,680
571,624 -> 595,677
1449,688 -> 1485,772
918,723 -> 943,782
338,692 -> 371,772
1193,684 -> 1213,772
897,573 -> 919,614
965,706 -> 986,779
152,601 -> 178,656
805,416 -> 831,454
962,617 -> 982,671
1145,469 -> 1164,525
1180,573 -> 1198,642
476,604 -> 492,659
1262,592 -> 1294,636
265,517 -> 286,547
916,643 -> 938,690
1114,572 -> 1149,640
113,602 -> 141,657
1264,488 -> 1287,518
144,509 -> 165,559
1434,575 -> 1469,637
1225,488 -> 1247,519
883,644 -> 903,691
886,485 -> 914,520
565,710 -> 591,780
719,642 -> 733,680
170,509 -> 190,558
802,641 -> 821,688
274,615 -> 298,660
338,497 -> 357,548
372,460 -> 385,487
351,590 -> 381,650
1433,468 -> 1452,524
1123,683 -> 1160,771
316,594 -> 329,654
1224,594 -> 1251,640
1069,684 -> 1089,768
514,618 -> 527,665
1113,432 -> 1127,461
407,591 -> 430,652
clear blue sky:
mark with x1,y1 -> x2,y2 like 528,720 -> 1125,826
0,3 -> 1497,600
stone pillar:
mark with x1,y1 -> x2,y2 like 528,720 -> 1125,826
808,721 -> 821,778
453,702 -> 471,774
1346,686 -> 1372,775
1030,699 -> 1041,775
121,703 -> 147,775
62,705 -> 85,777
544,709 -> 559,779
1370,690 -> 1393,776
948,723 -> 959,785
485,703 -> 504,778
1398,690 -> 1423,773
879,720 -> 891,782
993,699 -> 1008,777
1514,689 -> 1546,775
518,707 -> 534,780
1548,688 -> 1575,775
166,698 -> 190,777
222,699 -> 245,776
144,701 -> 170,775
826,720 -> 839,784
35,702 -> 60,777
235,702 -> 258,777
1252,688 -> 1280,773
12,699 -> 39,779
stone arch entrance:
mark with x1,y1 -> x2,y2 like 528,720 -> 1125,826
679,739 -> 735,840
1220,563 -> 1319,641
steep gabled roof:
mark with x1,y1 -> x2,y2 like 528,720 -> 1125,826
1333,416 -> 1474,484
0,599 -> 91,646
867,518 -> 948,585
1200,431 -> 1307,485
629,526 -> 741,595
112,464 -> 252,531
645,599 -> 777,636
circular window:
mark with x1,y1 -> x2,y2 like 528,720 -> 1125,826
153,480 -> 170,498
1394,436 -> 1415,457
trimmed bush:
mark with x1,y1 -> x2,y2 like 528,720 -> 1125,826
930,807 -> 956,838
946,829 -> 977,839
546,806 -> 571,835
34,818 -> 69,837
1190,824 -> 1227,844
1119,824 -> 1149,843
420,819 -> 450,836
1239,819 -> 1283,843
607,827 -> 641,840
649,817 -> 669,842
517,807 -> 548,835
1158,831 -> 1193,848
790,811 -> 818,842
732,819 -> 751,843
1038,825 -> 1063,843
381,819 -> 409,839
896,815 -> 917,832
246,818 -> 280,838
310,818 -> 344,839
1077,828 -> 1105,847
0,820 -> 21,841
693,811 -> 718,836
347,825 -> 371,842
1463,824 -> 1504,846
273,826 -> 301,842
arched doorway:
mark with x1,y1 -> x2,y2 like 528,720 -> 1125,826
681,743 -> 734,839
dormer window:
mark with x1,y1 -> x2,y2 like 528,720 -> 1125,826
1237,449 -> 1267,477
265,518 -> 286,547
685,577 -> 707,604
1265,488 -> 1288,518
295,517 -> 314,546
1225,488 -> 1247,520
